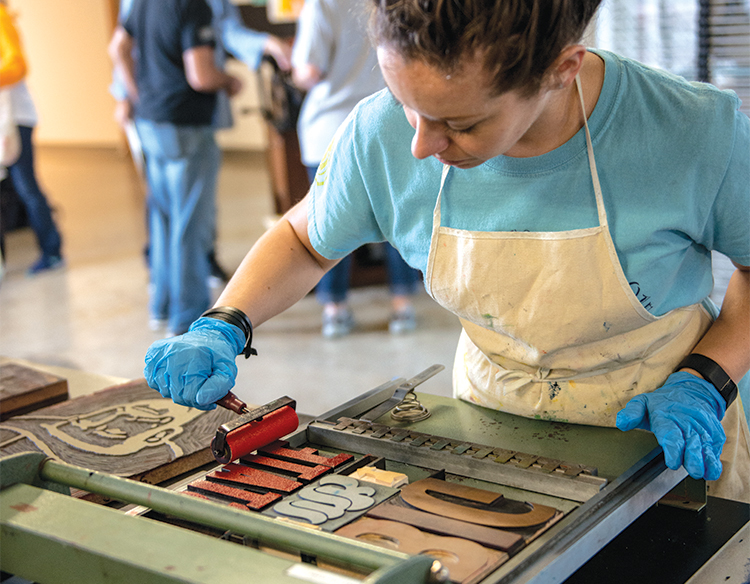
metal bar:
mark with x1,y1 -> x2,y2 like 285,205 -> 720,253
37,457 -> 411,572
1,483 -> 307,584
315,378 -> 406,424
306,421 -> 603,503
483,447 -> 688,584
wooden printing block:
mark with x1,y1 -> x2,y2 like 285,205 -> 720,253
239,453 -> 331,483
185,490 -> 251,513
400,478 -> 558,529
349,466 -> 409,488
187,480 -> 281,510
207,463 -> 302,493
366,498 -> 524,553
258,440 -> 353,468
0,379 -> 236,489
0,363 -> 68,420
335,517 -> 507,583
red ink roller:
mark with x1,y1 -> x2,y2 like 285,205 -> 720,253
211,396 -> 298,464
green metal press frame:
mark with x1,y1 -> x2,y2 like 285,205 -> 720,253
0,377 -> 701,584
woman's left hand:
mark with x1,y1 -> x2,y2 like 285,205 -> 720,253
616,372 -> 727,480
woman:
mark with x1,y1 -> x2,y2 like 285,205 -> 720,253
145,0 -> 749,502
0,0 -> 63,275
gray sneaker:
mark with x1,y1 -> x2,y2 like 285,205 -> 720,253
322,309 -> 355,338
389,307 -> 416,334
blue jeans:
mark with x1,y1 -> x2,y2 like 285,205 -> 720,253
8,125 -> 62,258
136,120 -> 220,333
306,166 -> 420,304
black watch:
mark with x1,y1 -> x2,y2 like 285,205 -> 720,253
201,306 -> 257,359
677,353 -> 737,407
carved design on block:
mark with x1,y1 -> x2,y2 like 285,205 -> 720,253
400,478 -> 558,528
187,479 -> 281,510
208,463 -> 302,493
272,475 -> 376,525
258,440 -> 353,468
366,498 -> 524,553
0,379 -> 235,484
265,474 -> 398,531
335,518 -> 506,583
239,453 -> 330,482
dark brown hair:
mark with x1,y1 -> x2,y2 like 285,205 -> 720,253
371,0 -> 602,95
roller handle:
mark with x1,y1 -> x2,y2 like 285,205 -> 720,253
216,392 -> 249,415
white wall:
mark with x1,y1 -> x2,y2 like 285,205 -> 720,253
13,0 -> 121,147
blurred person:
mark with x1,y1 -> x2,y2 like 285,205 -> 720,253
111,0 -> 291,295
0,0 -> 63,275
109,0 -> 242,336
292,0 -> 420,338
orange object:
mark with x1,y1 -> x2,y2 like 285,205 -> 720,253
211,397 -> 298,464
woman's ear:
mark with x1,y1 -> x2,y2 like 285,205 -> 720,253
548,45 -> 587,89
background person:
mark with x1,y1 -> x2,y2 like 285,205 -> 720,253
109,0 -> 242,336
144,0 -> 750,503
111,0 -> 292,309
292,0 -> 420,338
0,0 -> 63,276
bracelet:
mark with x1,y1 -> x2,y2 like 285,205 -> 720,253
201,306 -> 258,359
676,353 -> 737,407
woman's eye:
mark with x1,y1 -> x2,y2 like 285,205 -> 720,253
447,124 -> 477,135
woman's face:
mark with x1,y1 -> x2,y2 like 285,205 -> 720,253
378,47 -> 555,167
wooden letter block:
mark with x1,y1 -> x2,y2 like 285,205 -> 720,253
239,453 -> 331,482
187,480 -> 280,510
0,363 -> 68,420
400,478 -> 557,528
258,440 -> 353,468
208,463 -> 302,493
0,379 -> 235,485
335,517 -> 507,583
366,498 -> 524,553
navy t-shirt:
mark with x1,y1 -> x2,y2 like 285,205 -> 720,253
124,0 -> 217,125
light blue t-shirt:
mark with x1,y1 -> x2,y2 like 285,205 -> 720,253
309,49 -> 750,319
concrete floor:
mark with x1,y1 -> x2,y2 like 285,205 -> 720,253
0,146 -> 461,416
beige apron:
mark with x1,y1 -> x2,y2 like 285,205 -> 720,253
424,77 -> 750,502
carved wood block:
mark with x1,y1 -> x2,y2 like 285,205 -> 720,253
0,378 -> 235,485
366,498 -> 524,553
335,517 -> 507,583
239,453 -> 331,482
207,463 -> 302,493
349,466 -> 408,488
185,490 -> 253,513
258,440 -> 353,468
264,474 -> 399,531
400,478 -> 559,528
0,363 -> 68,420
187,480 -> 281,510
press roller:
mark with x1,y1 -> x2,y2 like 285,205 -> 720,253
211,396 -> 298,464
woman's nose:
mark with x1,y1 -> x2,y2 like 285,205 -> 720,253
411,117 -> 449,160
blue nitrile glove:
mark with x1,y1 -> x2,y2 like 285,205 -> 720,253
616,372 -> 727,481
144,317 -> 245,410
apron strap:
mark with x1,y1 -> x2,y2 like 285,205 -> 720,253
425,164 -> 452,295
575,75 -> 608,229
433,164 -> 451,228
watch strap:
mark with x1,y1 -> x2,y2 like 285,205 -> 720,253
201,306 -> 258,359
677,353 -> 737,407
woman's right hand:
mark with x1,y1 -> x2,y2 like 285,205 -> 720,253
144,317 -> 245,409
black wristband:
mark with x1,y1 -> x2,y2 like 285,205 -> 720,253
677,353 -> 737,407
201,306 -> 258,359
